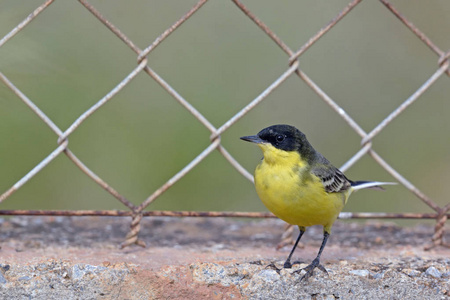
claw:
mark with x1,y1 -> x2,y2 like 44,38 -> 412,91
265,263 -> 281,274
316,264 -> 328,274
294,258 -> 328,281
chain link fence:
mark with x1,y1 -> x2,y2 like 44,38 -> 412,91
1,0 -> 449,249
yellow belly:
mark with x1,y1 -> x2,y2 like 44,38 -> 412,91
254,160 -> 348,231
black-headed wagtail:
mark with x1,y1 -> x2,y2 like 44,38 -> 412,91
241,124 -> 395,281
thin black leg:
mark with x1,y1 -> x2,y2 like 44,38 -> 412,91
283,229 -> 305,268
315,231 -> 329,261
298,231 -> 330,281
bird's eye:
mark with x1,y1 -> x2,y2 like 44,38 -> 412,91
276,134 -> 285,142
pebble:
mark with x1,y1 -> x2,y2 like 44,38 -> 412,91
1,265 -> 9,272
339,260 -> 348,266
0,272 -> 7,284
370,272 -> 385,279
18,276 -> 31,281
72,264 -> 107,280
425,267 -> 441,278
254,269 -> 280,282
442,272 -> 450,278
401,269 -> 421,278
349,269 -> 370,277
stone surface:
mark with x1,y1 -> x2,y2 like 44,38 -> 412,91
426,266 -> 442,278
349,269 -> 369,277
0,216 -> 449,299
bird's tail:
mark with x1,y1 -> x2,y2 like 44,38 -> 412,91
350,180 -> 397,191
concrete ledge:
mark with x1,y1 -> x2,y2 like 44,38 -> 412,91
0,216 -> 449,299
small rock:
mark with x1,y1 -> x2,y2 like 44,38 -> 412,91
191,263 -> 227,285
401,269 -> 421,278
370,272 -> 384,279
18,276 -> 31,281
72,265 -> 85,280
240,268 -> 251,278
10,217 -> 29,227
1,265 -> 10,272
102,261 -> 111,267
254,269 -> 280,283
279,268 -> 292,277
339,260 -> 348,266
209,243 -> 226,251
374,236 -> 384,244
72,264 -> 106,280
349,270 -> 369,277
226,267 -> 239,276
425,267 -> 441,278
0,272 -> 7,284
62,272 -> 69,279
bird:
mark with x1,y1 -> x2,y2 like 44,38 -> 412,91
240,124 -> 395,281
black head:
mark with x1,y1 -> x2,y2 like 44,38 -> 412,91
240,124 -> 314,153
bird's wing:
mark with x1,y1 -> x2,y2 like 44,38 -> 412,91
311,166 -> 351,193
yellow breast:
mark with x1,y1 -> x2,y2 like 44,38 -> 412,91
254,143 -> 348,231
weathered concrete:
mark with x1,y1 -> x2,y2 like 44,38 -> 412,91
0,216 -> 448,299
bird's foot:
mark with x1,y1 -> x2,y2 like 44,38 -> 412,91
266,260 -> 306,275
294,258 -> 328,281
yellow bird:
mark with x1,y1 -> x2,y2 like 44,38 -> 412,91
241,124 -> 394,280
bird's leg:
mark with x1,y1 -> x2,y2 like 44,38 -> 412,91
265,227 -> 305,273
297,231 -> 330,281
283,228 -> 305,268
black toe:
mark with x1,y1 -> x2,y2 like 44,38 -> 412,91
295,258 -> 328,281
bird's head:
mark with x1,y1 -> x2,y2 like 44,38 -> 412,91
240,124 -> 316,164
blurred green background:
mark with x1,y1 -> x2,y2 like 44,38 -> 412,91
0,1 -> 449,221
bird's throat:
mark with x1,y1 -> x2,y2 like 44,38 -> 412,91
258,143 -> 306,168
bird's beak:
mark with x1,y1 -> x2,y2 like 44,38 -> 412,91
240,135 -> 264,144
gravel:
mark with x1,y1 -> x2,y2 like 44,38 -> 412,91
189,257 -> 450,299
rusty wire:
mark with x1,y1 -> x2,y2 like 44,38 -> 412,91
0,0 -> 449,249
0,210 -> 448,220
232,0 -> 449,249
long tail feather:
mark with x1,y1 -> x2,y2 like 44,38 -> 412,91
350,181 -> 397,191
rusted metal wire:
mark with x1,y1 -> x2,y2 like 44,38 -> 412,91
0,210 -> 448,220
425,205 -> 450,250
0,1 -> 448,250
0,67 -> 135,210
121,212 -> 146,248
0,140 -> 69,203
137,138 -> 222,212
57,59 -> 148,144
288,0 -> 363,64
231,0 -> 448,249
361,61 -> 450,146
379,0 -> 450,77
64,150 -> 135,210
212,61 -> 300,140
137,0 -> 209,62
0,0 -> 55,48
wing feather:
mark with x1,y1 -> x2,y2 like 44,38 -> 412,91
311,166 -> 351,193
